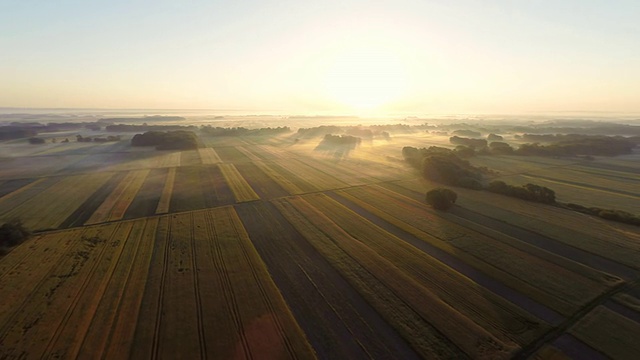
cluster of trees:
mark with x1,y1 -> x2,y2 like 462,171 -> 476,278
515,136 -> 637,157
487,133 -> 504,141
28,137 -> 45,144
76,135 -> 121,143
98,115 -> 185,123
487,181 -> 556,204
0,219 -> 30,254
452,129 -> 482,137
106,124 -> 195,132
297,126 -> 343,138
200,126 -> 290,136
562,203 -> 640,226
131,130 -> 200,150
425,188 -> 458,210
449,136 -> 487,148
320,134 -> 362,146
446,134 -> 637,158
402,146 -> 486,189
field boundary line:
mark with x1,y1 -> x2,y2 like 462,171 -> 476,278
514,278 -> 640,359
151,215 -> 171,360
189,212 -> 207,359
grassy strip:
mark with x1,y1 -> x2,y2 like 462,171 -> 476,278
218,207 -> 317,359
337,187 -> 577,316
273,198 -> 466,359
198,147 -> 222,164
569,306 -> 640,360
155,167 -> 176,214
282,196 -> 516,359
302,193 -> 549,345
180,149 -> 202,166
219,163 -> 260,202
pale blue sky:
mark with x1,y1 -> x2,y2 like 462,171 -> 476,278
1,0 -> 639,113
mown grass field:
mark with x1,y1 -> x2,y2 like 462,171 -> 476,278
1,131 -> 639,359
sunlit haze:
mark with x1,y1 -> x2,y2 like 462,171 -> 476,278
1,0 -> 639,114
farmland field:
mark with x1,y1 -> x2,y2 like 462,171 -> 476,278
1,128 -> 639,359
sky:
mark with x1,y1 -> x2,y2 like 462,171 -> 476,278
1,0 -> 639,114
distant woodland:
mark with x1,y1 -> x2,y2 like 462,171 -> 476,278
131,130 -> 200,150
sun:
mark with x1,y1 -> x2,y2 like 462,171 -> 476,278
323,47 -> 408,112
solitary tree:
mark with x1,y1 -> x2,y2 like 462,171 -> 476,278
425,188 -> 458,211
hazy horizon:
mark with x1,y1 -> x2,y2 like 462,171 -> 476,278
2,1 -> 639,114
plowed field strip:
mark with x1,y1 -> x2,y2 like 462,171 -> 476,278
273,198 -> 456,359
212,207 -> 307,358
124,168 -> 168,219
604,300 -> 640,324
286,158 -> 348,190
219,163 -> 260,202
0,177 -> 56,216
253,161 -> 306,195
0,178 -> 36,198
59,172 -> 124,228
201,165 -> 235,207
337,186 -> 577,316
84,170 -> 148,225
214,146 -> 251,162
156,167 -> 176,214
181,150 -> 202,166
284,196 -> 518,359
550,334 -> 608,360
236,201 -> 416,359
107,169 -> 150,221
345,185 -> 611,313
170,166 -> 207,212
388,180 -> 640,269
300,194 -> 543,347
569,306 -> 640,360
325,191 -> 564,325
235,162 -> 289,199
298,157 -> 372,186
235,146 -> 263,161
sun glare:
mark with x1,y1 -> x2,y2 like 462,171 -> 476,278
323,47 -> 408,112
